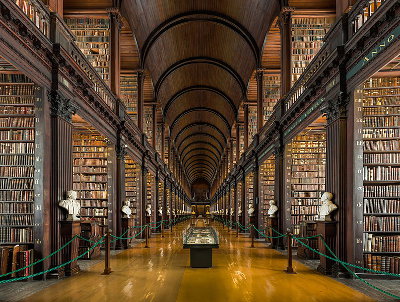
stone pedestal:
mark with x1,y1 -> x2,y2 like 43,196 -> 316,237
60,221 -> 81,276
121,218 -> 134,249
265,216 -> 278,249
316,221 -> 337,275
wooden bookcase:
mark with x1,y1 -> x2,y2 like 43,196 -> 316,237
291,15 -> 335,86
144,106 -> 153,143
0,61 -> 44,277
239,124 -> 245,157
245,172 -> 254,226
260,155 -> 275,229
263,74 -> 280,123
285,118 -> 326,244
158,180 -> 164,218
72,118 -> 110,236
125,156 -> 139,227
248,106 -> 257,144
120,73 -> 138,124
354,72 -> 400,274
146,172 -> 156,222
64,17 -> 111,86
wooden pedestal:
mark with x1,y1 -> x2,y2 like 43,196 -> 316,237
121,218 -> 134,249
316,221 -> 337,275
249,216 -> 255,238
60,221 -> 81,276
265,216 -> 278,249
297,221 -> 319,260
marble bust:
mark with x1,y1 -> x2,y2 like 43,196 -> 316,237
59,190 -> 80,221
248,204 -> 255,217
267,200 -> 278,218
238,205 -> 242,215
158,206 -> 163,216
121,200 -> 132,218
230,208 -> 234,216
167,207 -> 170,215
146,204 -> 152,217
318,192 -> 337,221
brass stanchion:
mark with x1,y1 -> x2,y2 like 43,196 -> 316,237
227,220 -> 230,233
144,225 -> 149,248
285,232 -> 296,274
161,221 -> 164,238
102,229 -> 112,275
236,222 -> 239,237
250,225 -> 255,248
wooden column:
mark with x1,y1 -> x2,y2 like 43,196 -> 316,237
140,163 -> 148,237
48,0 -> 63,17
167,137 -> 171,169
256,70 -> 264,130
230,138 -> 234,169
244,104 -> 249,149
274,144 -> 286,249
253,162 -> 260,237
161,121 -> 165,162
114,142 -> 126,249
233,180 -> 237,224
137,71 -> 145,131
152,104 -> 157,148
109,9 -> 121,96
279,8 -> 293,97
241,171 -> 246,230
154,171 -> 160,232
236,122 -> 240,162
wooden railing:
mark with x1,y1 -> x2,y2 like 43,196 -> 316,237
14,0 -> 50,37
349,0 -> 386,38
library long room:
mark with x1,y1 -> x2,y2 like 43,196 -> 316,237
0,0 -> 399,301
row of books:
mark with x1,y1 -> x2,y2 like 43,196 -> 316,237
79,208 -> 107,217
73,157 -> 107,166
73,146 -> 107,152
291,184 -> 325,191
364,216 -> 400,232
0,227 -> 33,243
0,202 -> 33,213
80,200 -> 108,207
292,199 -> 322,206
292,171 -> 325,178
363,128 -> 400,139
363,77 -> 400,88
363,255 -> 400,274
64,17 -> 110,28
73,183 -> 107,190
363,233 -> 400,252
0,214 -> 33,225
291,164 -> 325,171
364,185 -> 400,197
0,96 -> 34,105
363,98 -> 399,107
73,167 -> 107,174
363,106 -> 400,115
364,153 -> 400,164
363,116 -> 399,128
291,205 -> 320,215
363,88 -> 400,96
262,75 -> 280,121
291,215 -> 316,226
292,191 -> 321,198
291,153 -> 325,160
0,191 -> 33,201
0,166 -> 34,177
0,142 -> 34,154
0,106 -> 34,115
0,85 -> 35,95
364,199 -> 400,214
364,140 -> 399,151
0,179 -> 33,189
0,129 -> 34,140
363,166 -> 400,181
73,174 -> 107,182
0,74 -> 34,83
0,118 -> 34,128
0,154 -> 34,166
77,191 -> 107,199
0,245 -> 34,277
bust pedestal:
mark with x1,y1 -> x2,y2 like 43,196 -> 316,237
316,221 -> 337,275
265,217 -> 278,249
146,216 -> 151,238
60,221 -> 81,276
249,216 -> 256,238
121,218 -> 134,249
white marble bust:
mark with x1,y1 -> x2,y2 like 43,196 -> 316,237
267,200 -> 278,218
59,190 -> 80,221
230,208 -> 234,216
122,200 -> 132,218
238,205 -> 242,215
167,207 -> 170,215
158,206 -> 163,216
146,204 -> 152,216
248,204 -> 255,217
318,192 -> 337,221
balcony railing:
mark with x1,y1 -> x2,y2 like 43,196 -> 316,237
15,0 -> 50,37
349,0 -> 386,38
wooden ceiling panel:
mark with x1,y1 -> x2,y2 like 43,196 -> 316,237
289,0 -> 336,9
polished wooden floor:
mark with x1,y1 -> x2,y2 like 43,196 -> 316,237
23,222 -> 374,302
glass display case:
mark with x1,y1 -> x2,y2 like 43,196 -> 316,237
183,227 -> 219,268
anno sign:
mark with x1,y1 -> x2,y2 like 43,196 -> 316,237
347,24 -> 400,80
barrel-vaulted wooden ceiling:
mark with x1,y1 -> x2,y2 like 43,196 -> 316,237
121,0 -> 281,186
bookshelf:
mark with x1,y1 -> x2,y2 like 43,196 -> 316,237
64,17 -> 111,86
245,172 -> 254,226
239,124 -> 245,157
158,180 -> 164,218
263,74 -> 280,123
285,118 -> 326,243
156,123 -> 162,154
232,138 -> 237,165
125,156 -> 140,226
120,73 -> 138,124
0,73 -> 35,247
146,172 -> 155,222
260,155 -> 275,229
355,75 -> 400,274
166,186 -> 171,219
72,118 -> 109,235
237,181 -> 243,222
144,106 -> 153,143
248,106 -> 257,144
291,15 -> 335,86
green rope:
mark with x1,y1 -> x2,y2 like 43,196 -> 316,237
110,226 -> 147,240
0,234 -> 80,278
0,236 -> 105,284
253,226 -> 287,239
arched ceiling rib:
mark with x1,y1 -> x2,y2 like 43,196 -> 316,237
122,0 -> 280,186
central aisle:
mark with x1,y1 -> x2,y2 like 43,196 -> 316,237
24,223 -> 374,302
